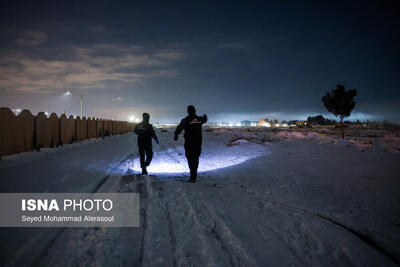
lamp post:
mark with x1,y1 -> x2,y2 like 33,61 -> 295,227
79,93 -> 83,118
65,90 -> 84,118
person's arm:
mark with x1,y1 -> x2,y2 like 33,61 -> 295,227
150,126 -> 159,144
201,114 -> 208,124
134,124 -> 139,135
174,118 -> 187,140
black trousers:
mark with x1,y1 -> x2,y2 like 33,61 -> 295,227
184,142 -> 202,180
138,145 -> 153,168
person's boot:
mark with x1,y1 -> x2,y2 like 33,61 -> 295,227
141,166 -> 148,175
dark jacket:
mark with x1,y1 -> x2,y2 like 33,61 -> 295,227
134,122 -> 158,147
175,114 -> 207,144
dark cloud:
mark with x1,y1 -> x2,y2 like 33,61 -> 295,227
0,43 -> 186,93
0,1 -> 399,122
15,31 -> 47,46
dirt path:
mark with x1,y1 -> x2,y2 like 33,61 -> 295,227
36,144 -> 398,267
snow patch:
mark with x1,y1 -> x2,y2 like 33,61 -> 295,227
227,138 -> 249,146
335,139 -> 352,146
381,134 -> 400,153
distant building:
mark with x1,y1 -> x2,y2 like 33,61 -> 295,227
258,119 -> 271,127
241,120 -> 252,126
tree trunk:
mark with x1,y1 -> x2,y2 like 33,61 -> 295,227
340,116 -> 344,139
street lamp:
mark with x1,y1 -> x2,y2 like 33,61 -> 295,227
65,90 -> 84,118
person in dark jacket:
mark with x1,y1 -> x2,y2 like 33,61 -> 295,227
134,113 -> 158,175
174,105 -> 207,182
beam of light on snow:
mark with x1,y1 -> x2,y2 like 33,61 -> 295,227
119,140 -> 271,175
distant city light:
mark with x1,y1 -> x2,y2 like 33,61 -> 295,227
12,108 -> 21,115
128,115 -> 140,122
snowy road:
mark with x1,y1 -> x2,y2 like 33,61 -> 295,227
0,128 -> 399,266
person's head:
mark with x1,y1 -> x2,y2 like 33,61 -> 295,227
142,112 -> 150,122
187,105 -> 196,115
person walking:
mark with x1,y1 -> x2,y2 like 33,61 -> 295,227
134,113 -> 159,175
174,105 -> 207,183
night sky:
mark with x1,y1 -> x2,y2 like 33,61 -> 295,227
0,1 -> 399,123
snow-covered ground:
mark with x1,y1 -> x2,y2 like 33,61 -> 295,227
0,127 -> 399,266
